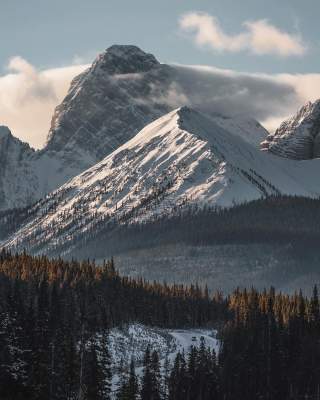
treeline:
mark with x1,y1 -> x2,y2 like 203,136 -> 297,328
121,287 -> 320,400
0,250 -> 225,399
3,195 -> 320,257
116,340 -> 219,400
0,186 -> 72,241
219,287 -> 320,399
69,195 -> 320,260
0,205 -> 35,240
0,251 -> 320,399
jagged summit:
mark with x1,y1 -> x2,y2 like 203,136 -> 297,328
91,45 -> 160,75
0,45 -> 269,211
262,99 -> 320,159
45,44 -> 267,158
45,44 -> 168,157
0,126 -> 12,140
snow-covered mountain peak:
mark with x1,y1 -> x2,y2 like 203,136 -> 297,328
262,98 -> 320,159
91,44 -> 160,75
0,45 -> 270,211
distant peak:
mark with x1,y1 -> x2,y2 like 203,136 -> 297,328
175,106 -> 204,122
106,44 -> 153,58
175,106 -> 199,117
92,44 -> 160,75
0,126 -> 12,140
177,105 -> 193,113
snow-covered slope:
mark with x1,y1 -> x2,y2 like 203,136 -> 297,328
108,323 -> 218,394
3,107 -> 320,254
0,45 -> 268,211
262,99 -> 320,159
109,323 -> 218,369
0,126 -> 96,210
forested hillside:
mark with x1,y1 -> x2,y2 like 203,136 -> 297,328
0,251 -> 224,399
2,196 -> 320,294
0,252 -> 319,399
2,195 -> 320,255
72,195 -> 320,259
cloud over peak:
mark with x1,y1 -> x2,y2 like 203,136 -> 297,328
0,57 -> 88,148
0,51 -> 320,149
179,12 -> 306,57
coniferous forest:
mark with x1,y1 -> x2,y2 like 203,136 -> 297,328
0,251 -> 319,399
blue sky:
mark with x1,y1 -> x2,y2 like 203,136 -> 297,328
1,0 -> 320,148
1,0 -> 319,73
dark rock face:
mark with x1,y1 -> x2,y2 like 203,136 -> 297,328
263,100 -> 320,160
92,45 -> 160,75
45,45 -> 173,161
46,44 -> 267,162
0,127 -> 36,210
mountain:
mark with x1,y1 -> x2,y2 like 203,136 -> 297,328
262,99 -> 320,159
46,44 -> 267,159
0,126 -> 95,211
45,45 -> 168,160
0,45 -> 268,210
0,127 -> 36,210
3,107 -> 320,256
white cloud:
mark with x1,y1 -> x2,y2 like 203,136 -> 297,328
179,12 -> 306,57
244,20 -> 306,56
1,54 -> 320,149
0,57 -> 88,148
172,64 -> 320,132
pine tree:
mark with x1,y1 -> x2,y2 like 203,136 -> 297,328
150,350 -> 161,400
141,346 -> 161,400
83,339 -> 105,400
309,285 -> 319,326
162,352 -> 170,400
32,278 -> 51,400
117,358 -> 138,400
141,346 -> 153,400
169,352 -> 188,400
127,359 -> 139,400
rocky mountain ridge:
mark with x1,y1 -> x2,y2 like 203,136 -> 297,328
262,99 -> 320,159
0,45 -> 268,210
3,107 -> 320,255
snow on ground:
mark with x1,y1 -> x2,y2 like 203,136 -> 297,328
168,329 -> 219,360
108,323 -> 219,392
109,323 -> 219,366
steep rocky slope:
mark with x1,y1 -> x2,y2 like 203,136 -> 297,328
262,99 -> 320,159
3,107 -> 320,255
0,127 -> 36,210
0,45 -> 268,210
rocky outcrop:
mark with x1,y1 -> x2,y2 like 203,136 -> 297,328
262,100 -> 320,159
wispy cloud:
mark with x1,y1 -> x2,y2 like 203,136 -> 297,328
0,57 -> 88,148
179,12 -> 307,57
1,54 -> 320,149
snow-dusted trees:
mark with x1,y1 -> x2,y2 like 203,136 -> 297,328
0,251 -> 319,399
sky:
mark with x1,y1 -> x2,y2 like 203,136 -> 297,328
1,0 -> 320,148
